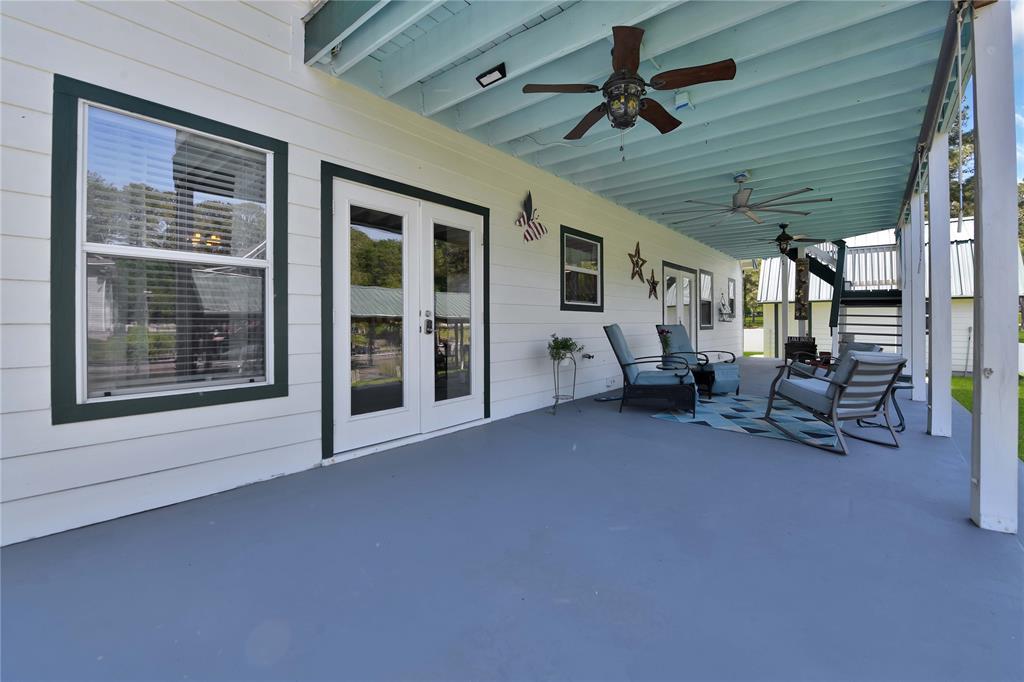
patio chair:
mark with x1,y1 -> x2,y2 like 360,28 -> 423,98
791,340 -> 882,377
604,324 -> 696,416
764,351 -> 907,456
655,324 -> 740,396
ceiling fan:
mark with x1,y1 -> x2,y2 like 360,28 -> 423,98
521,26 -> 736,140
769,223 -> 826,255
662,174 -> 833,227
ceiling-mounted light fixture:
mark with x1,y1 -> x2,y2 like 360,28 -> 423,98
476,63 -> 507,88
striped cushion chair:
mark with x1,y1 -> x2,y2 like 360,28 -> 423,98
764,351 -> 907,456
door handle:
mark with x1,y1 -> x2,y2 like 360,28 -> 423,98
424,319 -> 433,334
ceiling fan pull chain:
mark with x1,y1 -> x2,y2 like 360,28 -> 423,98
620,130 -> 625,162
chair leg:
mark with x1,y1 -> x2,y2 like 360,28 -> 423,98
619,388 -> 626,412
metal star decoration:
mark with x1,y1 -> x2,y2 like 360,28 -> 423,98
627,241 -> 647,281
646,269 -> 660,299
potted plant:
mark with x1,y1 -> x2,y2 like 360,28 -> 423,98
548,334 -> 583,365
657,327 -> 674,366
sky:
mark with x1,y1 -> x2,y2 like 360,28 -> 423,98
1014,0 -> 1024,180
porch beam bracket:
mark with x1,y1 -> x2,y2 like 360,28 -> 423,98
304,0 -> 390,66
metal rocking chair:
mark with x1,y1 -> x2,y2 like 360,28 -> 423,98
764,351 -> 907,456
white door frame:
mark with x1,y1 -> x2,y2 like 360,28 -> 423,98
330,177 -> 487,457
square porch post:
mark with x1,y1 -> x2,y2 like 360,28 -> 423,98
927,135 -> 952,436
969,0 -> 1018,533
779,255 -> 790,358
908,192 -> 927,402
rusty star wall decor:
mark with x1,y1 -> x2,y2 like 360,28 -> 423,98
627,241 -> 647,281
646,269 -> 660,299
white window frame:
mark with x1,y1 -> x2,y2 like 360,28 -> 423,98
74,100 -> 275,404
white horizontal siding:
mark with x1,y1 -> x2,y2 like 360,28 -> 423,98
0,0 -> 741,544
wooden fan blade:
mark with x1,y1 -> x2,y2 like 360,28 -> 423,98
661,207 -> 731,215
740,209 -> 764,224
668,210 -> 731,224
522,83 -> 600,94
752,187 -> 814,204
755,208 -> 812,216
564,103 -> 608,140
753,198 -> 833,208
611,26 -> 644,73
638,98 -> 681,134
685,199 -> 733,208
648,59 -> 737,90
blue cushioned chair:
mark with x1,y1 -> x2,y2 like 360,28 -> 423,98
764,351 -> 907,456
655,324 -> 740,396
604,324 -> 696,416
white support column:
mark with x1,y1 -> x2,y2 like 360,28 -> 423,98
796,247 -> 808,338
970,0 -> 1018,533
927,136 -> 952,436
779,255 -> 790,358
908,192 -> 927,401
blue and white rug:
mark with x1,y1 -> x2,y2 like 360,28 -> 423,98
653,394 -> 838,447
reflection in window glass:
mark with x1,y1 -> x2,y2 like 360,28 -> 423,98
699,271 -> 713,329
80,104 -> 272,400
433,224 -> 471,402
86,257 -> 266,397
85,106 -> 267,258
563,232 -> 601,306
350,207 -> 404,416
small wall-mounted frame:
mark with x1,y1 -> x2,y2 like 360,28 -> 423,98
720,277 -> 738,321
699,269 -> 714,330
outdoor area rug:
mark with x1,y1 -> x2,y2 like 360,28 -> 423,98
653,394 -> 839,447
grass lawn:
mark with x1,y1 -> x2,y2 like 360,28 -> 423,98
950,374 -> 1024,461
743,351 -> 762,357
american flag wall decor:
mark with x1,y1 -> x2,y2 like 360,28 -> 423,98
515,191 -> 547,242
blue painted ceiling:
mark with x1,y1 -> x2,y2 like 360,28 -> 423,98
307,1 -> 952,259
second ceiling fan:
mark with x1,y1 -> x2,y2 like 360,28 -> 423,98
521,26 -> 737,140
662,174 -> 833,228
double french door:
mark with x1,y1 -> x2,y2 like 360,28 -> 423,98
663,262 -> 698,338
333,181 -> 484,453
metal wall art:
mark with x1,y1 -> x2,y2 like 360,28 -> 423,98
516,191 -> 547,242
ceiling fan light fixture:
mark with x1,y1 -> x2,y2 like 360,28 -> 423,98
605,81 -> 643,129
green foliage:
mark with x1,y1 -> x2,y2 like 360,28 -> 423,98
742,266 -> 763,327
351,229 -> 402,288
547,334 -> 583,361
950,374 -> 1024,462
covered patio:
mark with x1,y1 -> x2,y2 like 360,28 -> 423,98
3,359 -> 1022,680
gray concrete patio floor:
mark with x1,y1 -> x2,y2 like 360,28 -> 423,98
2,358 -> 1022,680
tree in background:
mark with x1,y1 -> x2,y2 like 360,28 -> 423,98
742,265 -> 762,328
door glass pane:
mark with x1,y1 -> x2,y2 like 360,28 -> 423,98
350,206 -> 404,415
664,274 -> 677,322
433,224 -> 471,401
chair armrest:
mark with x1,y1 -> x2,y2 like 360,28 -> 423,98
697,349 -> 736,363
786,363 -> 848,389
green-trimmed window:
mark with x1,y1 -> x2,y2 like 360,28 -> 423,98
51,76 -> 288,423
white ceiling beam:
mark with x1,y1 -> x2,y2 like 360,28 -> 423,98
411,1 -> 679,116
606,133 -> 919,209
563,90 -> 928,188
329,1 -> 445,76
617,142 -> 914,208
346,1 -> 563,98
435,1 -> 791,132
511,25 -> 943,167
581,111 -> 923,196
484,0 -> 937,149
